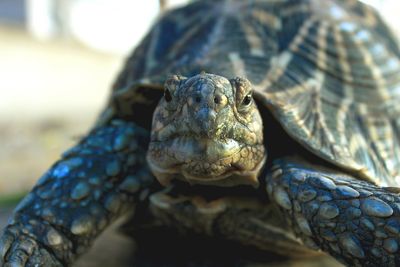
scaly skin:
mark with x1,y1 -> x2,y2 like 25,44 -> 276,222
0,120 -> 153,266
147,73 -> 265,187
267,158 -> 400,266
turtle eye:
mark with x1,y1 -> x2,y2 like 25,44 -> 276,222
164,89 -> 172,102
242,94 -> 252,106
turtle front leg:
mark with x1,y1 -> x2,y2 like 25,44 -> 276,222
0,119 -> 154,266
266,158 -> 400,266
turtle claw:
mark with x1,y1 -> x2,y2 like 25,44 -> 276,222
4,248 -> 29,267
0,232 -> 14,263
0,227 -> 63,267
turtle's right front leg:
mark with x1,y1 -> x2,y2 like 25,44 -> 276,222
266,158 -> 400,267
0,119 -> 154,267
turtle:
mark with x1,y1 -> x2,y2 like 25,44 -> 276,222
1,0 -> 400,266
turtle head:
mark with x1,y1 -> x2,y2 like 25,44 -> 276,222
147,73 -> 266,187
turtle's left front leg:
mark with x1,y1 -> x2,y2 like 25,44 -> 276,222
0,119 -> 154,266
266,158 -> 400,266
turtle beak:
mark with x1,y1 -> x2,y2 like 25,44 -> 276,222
192,107 -> 218,138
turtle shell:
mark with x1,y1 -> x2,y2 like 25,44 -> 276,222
102,0 -> 400,187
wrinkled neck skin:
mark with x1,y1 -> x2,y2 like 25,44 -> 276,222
147,73 -> 266,187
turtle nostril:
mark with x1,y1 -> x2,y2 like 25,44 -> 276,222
214,96 -> 220,104
195,96 -> 202,103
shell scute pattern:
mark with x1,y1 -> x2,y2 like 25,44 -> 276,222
258,1 -> 400,186
110,0 -> 400,186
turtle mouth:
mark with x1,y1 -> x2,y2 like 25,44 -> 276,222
155,180 -> 263,202
149,137 -> 243,161
147,136 -> 266,187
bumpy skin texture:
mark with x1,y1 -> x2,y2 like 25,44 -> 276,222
0,120 -> 153,266
148,74 -> 265,187
267,159 -> 400,266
